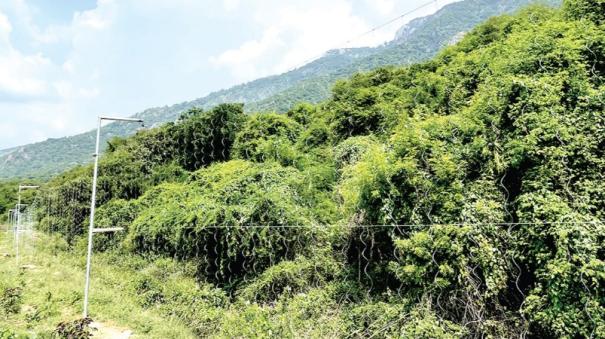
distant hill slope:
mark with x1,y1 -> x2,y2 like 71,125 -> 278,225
0,147 -> 15,157
0,0 -> 560,180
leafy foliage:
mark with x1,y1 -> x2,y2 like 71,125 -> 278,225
172,104 -> 246,170
238,251 -> 342,303
53,318 -> 94,339
564,0 -> 605,24
0,181 -> 18,224
232,113 -> 301,166
0,180 -> 39,224
0,286 -> 22,317
127,160 -> 327,286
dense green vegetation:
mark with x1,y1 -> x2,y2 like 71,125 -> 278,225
0,181 -> 39,224
0,181 -> 18,224
0,0 -> 559,180
4,0 -> 604,337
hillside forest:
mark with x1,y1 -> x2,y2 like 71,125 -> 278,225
2,0 -> 605,337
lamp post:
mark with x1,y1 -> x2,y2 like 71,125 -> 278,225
16,185 -> 39,266
83,116 -> 144,318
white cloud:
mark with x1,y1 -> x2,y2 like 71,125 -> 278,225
0,53 -> 52,99
223,0 -> 240,12
208,0 -> 394,83
74,7 -> 111,30
0,101 -> 79,140
365,0 -> 395,15
210,27 -> 282,81
0,10 -> 54,100
0,121 -> 17,141
207,0 -> 467,84
1,0 -> 231,148
0,0 -> 69,46
0,4 -> 108,147
0,10 -> 11,36
0,10 -> 13,51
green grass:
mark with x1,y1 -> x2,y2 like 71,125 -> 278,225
0,229 -> 196,338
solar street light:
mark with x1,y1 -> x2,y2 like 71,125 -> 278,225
83,116 -> 144,318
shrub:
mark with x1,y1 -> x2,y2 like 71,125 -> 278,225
126,259 -> 227,336
564,0 -> 605,25
53,318 -> 94,339
128,160 -> 323,285
238,251 -> 342,303
388,225 -> 512,333
93,199 -> 139,251
28,4 -> 605,337
286,102 -> 316,126
346,300 -> 469,338
297,121 -> 332,151
0,286 -> 22,316
0,328 -> 16,339
172,103 -> 247,171
218,287 -> 345,338
329,82 -> 385,138
233,113 -> 302,166
38,178 -> 91,244
334,136 -> 381,172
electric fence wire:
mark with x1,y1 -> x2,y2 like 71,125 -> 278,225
161,221 -> 604,228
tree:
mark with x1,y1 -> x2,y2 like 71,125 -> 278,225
564,0 -> 605,25
172,103 -> 247,171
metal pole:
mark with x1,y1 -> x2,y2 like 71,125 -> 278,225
16,194 -> 21,266
83,116 -> 143,318
11,207 -> 18,260
15,185 -> 39,266
6,210 -> 12,232
83,117 -> 102,318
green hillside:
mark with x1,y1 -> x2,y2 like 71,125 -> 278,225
7,1 -> 603,336
0,0 -> 560,180
248,0 -> 562,112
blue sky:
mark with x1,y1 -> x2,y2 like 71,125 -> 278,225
0,0 -> 458,150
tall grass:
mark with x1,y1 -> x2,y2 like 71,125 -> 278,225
0,230 -> 195,338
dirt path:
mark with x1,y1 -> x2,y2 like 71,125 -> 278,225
91,321 -> 133,338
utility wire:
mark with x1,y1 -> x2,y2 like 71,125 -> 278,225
285,0 -> 442,73
343,0 -> 440,46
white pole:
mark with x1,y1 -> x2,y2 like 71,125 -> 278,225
14,185 -> 39,266
83,117 -> 102,319
83,116 -> 143,318
7,210 -> 13,232
16,194 -> 21,266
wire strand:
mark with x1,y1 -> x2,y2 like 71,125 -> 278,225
168,221 -> 604,228
285,0 -> 442,72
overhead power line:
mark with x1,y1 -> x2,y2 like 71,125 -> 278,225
286,0 -> 442,72
342,0 -> 441,47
